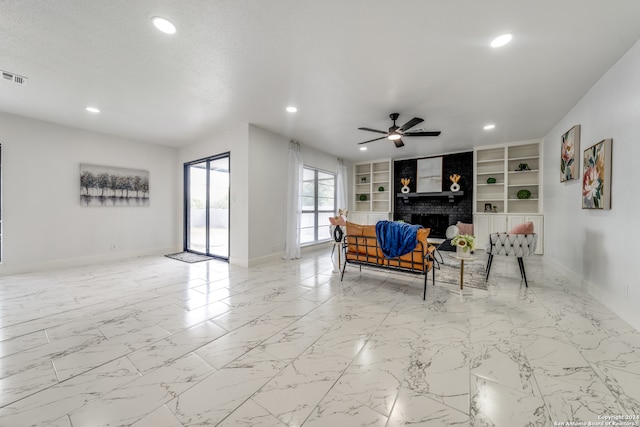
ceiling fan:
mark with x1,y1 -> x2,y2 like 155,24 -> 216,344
358,113 -> 441,148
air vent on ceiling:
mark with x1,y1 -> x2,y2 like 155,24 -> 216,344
2,70 -> 28,85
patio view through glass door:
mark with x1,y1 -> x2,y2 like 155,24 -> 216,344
185,153 -> 229,260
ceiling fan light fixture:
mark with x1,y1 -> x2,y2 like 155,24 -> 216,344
491,33 -> 512,48
152,17 -> 177,34
360,147 -> 367,151
388,133 -> 402,141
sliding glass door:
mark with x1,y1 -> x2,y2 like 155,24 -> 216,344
184,153 -> 229,260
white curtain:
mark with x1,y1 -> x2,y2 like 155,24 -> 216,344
283,141 -> 303,259
336,158 -> 348,213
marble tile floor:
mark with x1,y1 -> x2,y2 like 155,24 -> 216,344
0,248 -> 639,427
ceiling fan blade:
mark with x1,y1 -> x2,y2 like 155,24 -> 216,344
393,138 -> 405,148
399,117 -> 424,132
404,131 -> 442,137
358,136 -> 388,145
358,127 -> 388,135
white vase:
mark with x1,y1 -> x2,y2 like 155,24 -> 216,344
456,245 -> 471,258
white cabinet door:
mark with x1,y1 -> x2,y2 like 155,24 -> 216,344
474,214 -> 507,249
506,215 -> 526,231
474,214 -> 490,249
490,214 -> 508,233
347,212 -> 390,225
367,212 -> 391,224
348,212 -> 367,225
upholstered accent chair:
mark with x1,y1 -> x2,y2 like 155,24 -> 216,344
485,233 -> 538,286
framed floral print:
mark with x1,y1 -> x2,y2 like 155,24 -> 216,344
582,139 -> 612,209
561,125 -> 580,182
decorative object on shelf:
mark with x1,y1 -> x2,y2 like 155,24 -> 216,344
449,174 -> 461,192
517,163 -> 531,171
378,186 -> 384,191
561,124 -> 580,182
359,194 -> 367,201
451,234 -> 476,259
582,138 -> 612,209
361,176 -> 367,183
400,178 -> 411,194
517,189 -> 532,199
484,203 -> 493,211
417,156 -> 443,192
493,206 -> 498,213
486,177 -> 497,184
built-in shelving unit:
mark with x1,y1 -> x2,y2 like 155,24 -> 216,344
354,159 -> 392,215
474,142 -> 541,214
473,140 -> 544,254
475,147 -> 506,213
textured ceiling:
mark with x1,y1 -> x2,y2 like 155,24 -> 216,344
2,0 -> 640,161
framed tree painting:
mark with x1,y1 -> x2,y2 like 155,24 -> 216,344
561,125 -> 580,182
80,164 -> 150,207
582,139 -> 612,209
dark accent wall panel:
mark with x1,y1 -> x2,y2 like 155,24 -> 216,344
393,152 -> 473,242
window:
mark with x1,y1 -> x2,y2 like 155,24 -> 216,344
301,167 -> 335,244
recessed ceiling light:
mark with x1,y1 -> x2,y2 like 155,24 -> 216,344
152,17 -> 176,34
360,147 -> 367,151
286,106 -> 298,113
483,124 -> 495,130
490,33 -> 512,48
86,106 -> 100,113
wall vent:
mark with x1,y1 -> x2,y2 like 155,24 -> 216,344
1,70 -> 28,85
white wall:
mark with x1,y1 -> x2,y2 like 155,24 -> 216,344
0,112 -> 179,274
247,125 -> 288,262
543,38 -> 640,330
178,124 -> 250,266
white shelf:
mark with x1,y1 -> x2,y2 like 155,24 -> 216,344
509,156 -> 539,161
353,159 -> 392,213
477,159 -> 505,164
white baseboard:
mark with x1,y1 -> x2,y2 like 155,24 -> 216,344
545,258 -> 640,332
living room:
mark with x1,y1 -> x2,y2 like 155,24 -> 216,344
1,2 -> 640,425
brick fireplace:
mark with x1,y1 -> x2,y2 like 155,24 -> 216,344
394,152 -> 473,248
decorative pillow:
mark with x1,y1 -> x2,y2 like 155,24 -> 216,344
508,221 -> 534,234
456,221 -> 474,235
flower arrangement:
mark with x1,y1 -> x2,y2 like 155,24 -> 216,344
451,234 -> 476,253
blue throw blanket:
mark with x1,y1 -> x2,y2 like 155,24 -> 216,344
375,220 -> 423,259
